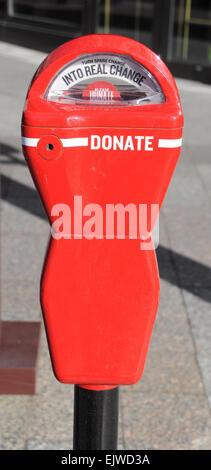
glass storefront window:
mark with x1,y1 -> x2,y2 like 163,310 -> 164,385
98,0 -> 211,67
6,0 -> 84,29
98,0 -> 155,48
173,0 -> 211,65
2,0 -> 211,73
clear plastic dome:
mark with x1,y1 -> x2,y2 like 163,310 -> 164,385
45,53 -> 165,107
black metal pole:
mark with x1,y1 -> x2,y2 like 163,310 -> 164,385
73,385 -> 119,450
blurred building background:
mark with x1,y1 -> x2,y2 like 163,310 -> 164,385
0,0 -> 211,82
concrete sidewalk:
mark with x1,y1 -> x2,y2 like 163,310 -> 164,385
0,42 -> 211,450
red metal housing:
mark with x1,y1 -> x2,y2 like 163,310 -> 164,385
22,35 -> 183,388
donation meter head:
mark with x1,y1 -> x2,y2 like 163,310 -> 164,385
22,35 -> 183,387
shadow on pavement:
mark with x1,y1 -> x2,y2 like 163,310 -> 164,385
0,142 -> 26,166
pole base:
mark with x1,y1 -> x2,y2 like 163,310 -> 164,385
73,385 -> 119,450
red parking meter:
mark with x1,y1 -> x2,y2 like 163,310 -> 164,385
22,34 -> 183,449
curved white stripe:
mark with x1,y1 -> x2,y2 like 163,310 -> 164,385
21,137 -> 88,148
158,138 -> 182,148
62,138 -> 88,147
22,136 -> 182,149
21,137 -> 39,147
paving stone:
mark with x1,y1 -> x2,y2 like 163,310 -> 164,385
1,173 -> 40,201
2,164 -> 39,199
26,433 -> 125,450
26,395 -> 74,442
150,311 -> 194,353
130,347 -> 204,396
196,353 -> 211,403
176,80 -> 211,148
1,278 -> 41,321
156,246 -> 178,286
0,396 -> 31,450
0,92 -> 23,138
183,289 -> 211,355
0,56 -> 36,139
1,199 -> 48,235
121,391 -> 211,450
196,163 -> 211,203
0,438 -> 25,450
2,231 -> 48,281
26,440 -> 72,450
182,289 -> 211,407
162,205 -> 211,270
0,135 -> 23,152
0,144 -> 25,171
163,159 -> 207,210
158,281 -> 185,316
